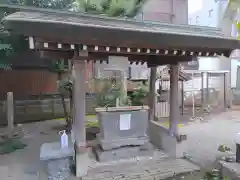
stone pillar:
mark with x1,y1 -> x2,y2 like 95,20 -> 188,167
72,51 -> 89,177
201,72 -> 204,105
181,80 -> 184,116
148,67 -> 157,121
120,70 -> 127,105
206,72 -> 209,106
224,72 -> 231,108
7,92 -> 14,138
169,64 -> 179,136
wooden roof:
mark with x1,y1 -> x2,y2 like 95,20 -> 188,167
3,10 -> 240,56
2,8 -> 240,66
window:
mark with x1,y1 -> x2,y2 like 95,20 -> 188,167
196,16 -> 199,24
188,18 -> 192,24
208,9 -> 213,17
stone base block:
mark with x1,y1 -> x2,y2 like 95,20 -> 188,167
40,142 -> 74,180
76,152 -> 90,178
97,133 -> 149,150
94,143 -> 154,162
149,121 -> 187,158
218,160 -> 240,179
46,157 -> 73,180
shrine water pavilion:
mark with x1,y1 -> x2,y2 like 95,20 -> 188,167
3,8 -> 240,179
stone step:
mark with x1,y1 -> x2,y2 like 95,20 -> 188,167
83,157 -> 200,180
94,143 -> 155,162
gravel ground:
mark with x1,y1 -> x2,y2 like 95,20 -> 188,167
0,120 -> 64,180
181,110 -> 240,168
0,111 -> 239,179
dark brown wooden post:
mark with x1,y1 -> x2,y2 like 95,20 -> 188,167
181,80 -> 184,116
72,50 -> 89,178
201,72 -> 204,105
148,67 -> 157,121
169,63 -> 180,136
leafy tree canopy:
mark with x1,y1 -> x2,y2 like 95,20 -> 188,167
72,0 -> 146,18
0,0 -> 75,68
0,0 -> 146,69
223,0 -> 240,39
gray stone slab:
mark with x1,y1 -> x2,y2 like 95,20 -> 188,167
97,133 -> 149,150
94,143 -> 154,162
218,160 -> 240,179
149,121 -> 186,158
83,158 -> 200,180
40,142 -> 74,161
97,109 -> 148,141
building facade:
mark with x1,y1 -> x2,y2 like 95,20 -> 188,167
187,0 -> 240,88
141,0 -> 188,23
94,0 -> 189,81
188,0 -> 228,27
0,1 -> 189,98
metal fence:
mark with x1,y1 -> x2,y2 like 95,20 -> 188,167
155,70 -> 230,119
0,67 -> 97,125
0,93 -> 97,126
0,68 -> 140,126
155,80 -> 183,118
183,71 -> 228,117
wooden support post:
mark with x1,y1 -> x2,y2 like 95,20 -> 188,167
201,72 -> 204,105
7,92 -> 14,138
206,72 -> 209,105
169,64 -> 179,136
181,80 -> 184,116
148,67 -> 157,121
224,72 -> 230,108
72,50 -> 89,178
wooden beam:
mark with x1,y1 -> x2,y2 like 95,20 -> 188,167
33,38 -> 231,57
39,50 -> 74,59
36,50 -> 197,66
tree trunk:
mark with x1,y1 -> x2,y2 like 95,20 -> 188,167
68,60 -> 73,128
58,71 -> 71,131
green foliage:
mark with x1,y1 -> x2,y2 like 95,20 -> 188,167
58,74 -> 72,95
85,120 -> 99,128
0,137 -> 27,154
218,144 -> 231,152
0,0 -> 146,69
49,59 -> 68,73
96,83 -> 122,107
72,0 -> 146,17
224,0 -> 240,20
0,0 -> 75,70
225,0 -> 240,40
0,42 -> 12,70
131,85 -> 148,106
235,21 -> 240,40
202,169 -> 229,180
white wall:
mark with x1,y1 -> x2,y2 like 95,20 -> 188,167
188,0 -> 217,27
188,0 -> 228,27
231,59 -> 240,88
188,0 -> 230,73
187,0 -> 235,90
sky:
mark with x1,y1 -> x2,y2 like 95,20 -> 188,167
188,0 -> 203,14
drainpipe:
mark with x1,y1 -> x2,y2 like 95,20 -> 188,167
170,0 -> 174,23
